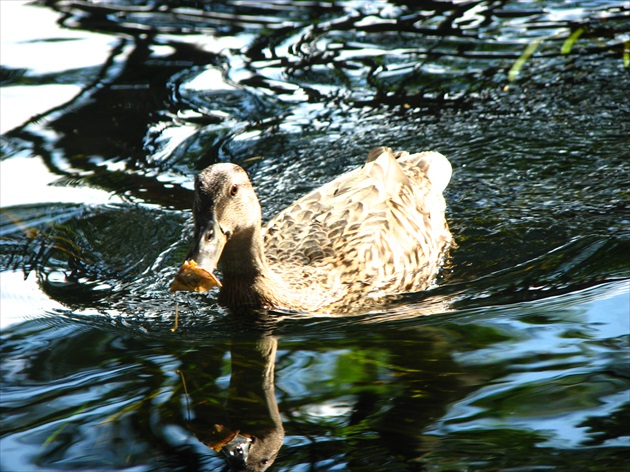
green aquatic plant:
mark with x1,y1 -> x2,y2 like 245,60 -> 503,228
508,20 -> 628,82
561,27 -> 585,55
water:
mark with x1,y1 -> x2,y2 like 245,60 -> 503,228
1,1 -> 629,471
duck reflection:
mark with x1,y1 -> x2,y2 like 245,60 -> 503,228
176,320 -> 479,471
182,331 -> 283,472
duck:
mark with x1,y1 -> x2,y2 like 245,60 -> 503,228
174,146 -> 452,314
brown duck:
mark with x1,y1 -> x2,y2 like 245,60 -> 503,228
172,146 -> 452,313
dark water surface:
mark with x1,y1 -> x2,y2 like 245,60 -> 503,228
1,1 -> 629,471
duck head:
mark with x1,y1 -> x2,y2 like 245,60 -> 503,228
186,163 -> 262,279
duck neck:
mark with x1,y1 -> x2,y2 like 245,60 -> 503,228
218,226 -> 283,307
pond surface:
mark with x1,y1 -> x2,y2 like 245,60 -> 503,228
1,1 -> 629,471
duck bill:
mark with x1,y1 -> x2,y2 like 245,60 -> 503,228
186,215 -> 227,275
222,434 -> 252,471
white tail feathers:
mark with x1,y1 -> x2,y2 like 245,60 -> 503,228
417,151 -> 452,193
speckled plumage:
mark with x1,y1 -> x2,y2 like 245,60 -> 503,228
189,146 -> 452,314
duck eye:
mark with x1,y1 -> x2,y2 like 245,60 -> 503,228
230,184 -> 238,197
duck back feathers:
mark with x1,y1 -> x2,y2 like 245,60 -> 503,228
260,146 -> 452,312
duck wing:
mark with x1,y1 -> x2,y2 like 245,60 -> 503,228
262,147 -> 451,307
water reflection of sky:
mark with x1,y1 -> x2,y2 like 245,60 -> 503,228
441,282 -> 629,448
0,2 -> 115,133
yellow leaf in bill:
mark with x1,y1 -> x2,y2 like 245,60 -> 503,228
170,260 -> 222,293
